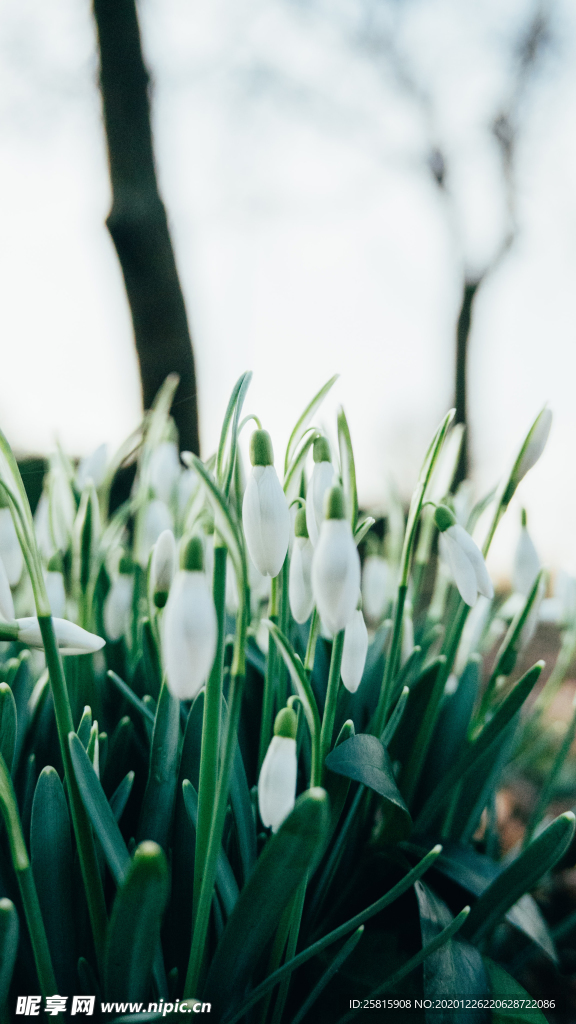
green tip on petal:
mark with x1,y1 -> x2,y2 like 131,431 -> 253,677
119,553 -> 134,575
294,507 -> 309,538
313,436 -> 331,464
521,508 -> 527,528
181,535 -> 204,572
250,429 -> 274,467
434,504 -> 456,532
274,706 -> 298,739
324,485 -> 345,521
47,552 -> 64,573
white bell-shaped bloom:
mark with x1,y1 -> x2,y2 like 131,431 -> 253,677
48,462 -> 76,553
514,408 -> 552,485
362,555 -> 388,624
258,707 -> 298,833
162,536 -> 217,700
289,508 -> 314,624
34,492 -> 53,561
150,529 -> 176,607
177,467 -> 198,515
139,499 -> 173,566
0,555 -> 15,622
17,617 -> 105,655
0,508 -> 23,587
341,608 -> 368,693
306,439 -> 336,547
435,505 -> 493,608
44,571 -> 66,618
512,513 -> 540,597
242,430 -> 290,578
150,442 -> 180,503
76,444 -> 108,491
401,602 -> 414,665
312,486 -> 361,636
104,572 -> 134,641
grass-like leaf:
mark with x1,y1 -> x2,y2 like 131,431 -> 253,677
68,732 -> 130,884
0,898 -> 18,1012
0,683 -> 16,773
137,680 -> 180,851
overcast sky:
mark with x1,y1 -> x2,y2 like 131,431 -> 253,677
0,0 -> 576,580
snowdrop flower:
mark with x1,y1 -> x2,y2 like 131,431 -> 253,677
289,508 -> 314,624
341,607 -> 368,693
362,555 -> 388,624
242,430 -> 290,578
76,444 -> 108,491
17,617 -> 105,656
512,510 -> 540,598
150,442 -> 180,503
312,486 -> 361,636
139,499 -> 173,566
44,555 -> 66,618
162,536 -> 217,700
34,492 -> 53,561
0,507 -> 23,587
435,505 -> 493,608
177,467 -> 198,516
150,529 -> 176,608
514,408 -> 552,486
0,555 -> 14,622
104,556 -> 134,641
306,437 -> 335,546
258,707 -> 298,832
401,601 -> 414,665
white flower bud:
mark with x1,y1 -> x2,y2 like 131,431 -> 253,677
76,444 -> 108,491
514,408 -> 552,486
0,508 -> 23,587
258,707 -> 298,832
341,609 -> 368,693
44,571 -> 66,618
17,617 -> 105,655
34,492 -> 53,561
177,468 -> 198,515
139,499 -> 173,566
242,431 -> 290,578
312,487 -> 361,636
362,555 -> 388,623
163,541 -> 217,700
306,454 -> 335,547
149,441 -> 180,503
104,570 -> 134,642
0,555 -> 15,622
150,529 -> 176,608
289,508 -> 314,624
435,506 -> 493,608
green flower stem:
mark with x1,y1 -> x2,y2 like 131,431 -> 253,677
304,608 -> 320,674
184,611 -> 247,999
320,630 -> 345,776
193,543 -> 227,922
37,616 -> 107,974
259,574 -> 280,771
277,554 -> 290,710
0,753 -> 56,998
372,584 -> 407,735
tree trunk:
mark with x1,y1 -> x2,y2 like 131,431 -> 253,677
453,277 -> 480,486
92,0 -> 200,454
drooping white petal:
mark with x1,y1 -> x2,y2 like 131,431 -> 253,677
177,468 -> 198,515
312,519 -> 361,635
44,571 -> 66,618
149,442 -> 181,503
242,466 -> 290,578
140,500 -> 173,566
513,527 -> 540,597
0,555 -> 14,621
306,462 -> 336,546
0,508 -> 23,586
76,444 -> 108,491
289,537 -> 314,624
17,617 -> 105,655
341,609 -> 368,693
448,524 -> 494,600
515,408 -> 552,484
258,735 -> 297,832
361,555 -> 388,623
163,570 -> 217,700
150,529 -> 176,596
104,575 -> 134,641
439,531 -> 478,607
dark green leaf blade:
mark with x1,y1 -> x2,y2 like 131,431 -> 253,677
182,780 -> 239,918
68,732 -> 131,884
483,958 -> 548,1024
137,680 -> 180,851
0,683 -> 16,773
325,734 -> 411,839
0,898 -> 18,1010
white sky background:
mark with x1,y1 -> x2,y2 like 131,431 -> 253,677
0,0 -> 576,581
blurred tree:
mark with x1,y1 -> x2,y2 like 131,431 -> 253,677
91,0 -> 200,454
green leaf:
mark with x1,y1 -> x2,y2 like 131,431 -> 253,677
216,371 -> 252,488
137,680 -> 180,851
284,374 -> 339,475
205,788 -> 331,1017
324,720 -> 355,835
417,657 -> 480,808
68,732 -> 130,885
107,671 -> 155,724
223,371 -> 252,497
229,735 -> 257,884
104,841 -> 169,1003
0,898 -> 18,1010
182,781 -> 239,917
283,429 -> 320,501
109,772 -> 135,823
76,705 -> 92,749
337,408 -> 358,529
388,657 -> 444,764
30,767 -> 76,994
354,517 -> 375,546
290,926 -> 364,1024
483,958 -> 548,1024
0,683 -> 16,773
324,734 -> 411,839
264,621 -> 322,782
462,812 -> 575,945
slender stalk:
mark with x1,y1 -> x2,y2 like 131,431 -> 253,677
259,575 -> 280,770
304,608 -> 320,674
184,611 -> 247,998
193,543 -> 227,921
277,555 -> 290,709
320,631 -> 345,774
373,584 -> 407,735
38,616 -> 107,973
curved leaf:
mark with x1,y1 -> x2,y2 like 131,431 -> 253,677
284,374 -> 339,475
0,683 -> 16,773
110,772 -> 135,823
264,621 -> 322,781
69,732 -> 130,884
325,734 -> 411,839
337,408 -> 358,529
483,958 -> 548,1024
0,898 -> 18,1010
182,780 -> 239,917
137,680 -> 180,850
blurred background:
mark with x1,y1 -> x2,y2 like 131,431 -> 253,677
1,0 -> 575,583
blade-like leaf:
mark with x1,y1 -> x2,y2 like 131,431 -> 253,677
68,732 -> 130,884
107,671 -> 155,724
0,683 -> 16,773
104,841 -> 169,1003
290,926 -> 364,1024
324,734 -> 411,839
0,898 -> 18,1010
182,781 -> 239,917
109,772 -> 135,823
483,958 -> 548,1024
337,408 -> 358,529
264,621 -> 322,782
137,680 -> 180,851
205,788 -> 330,1017
284,375 -> 339,475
